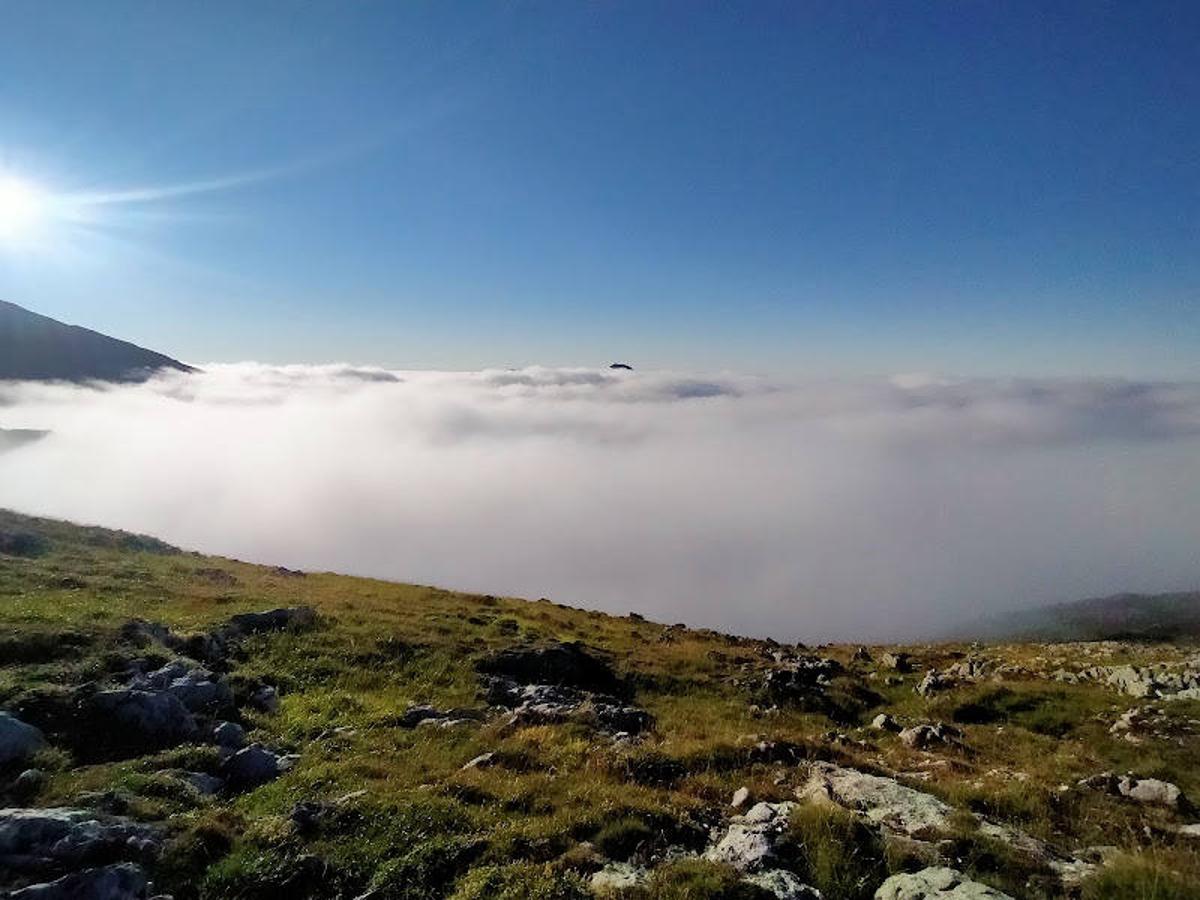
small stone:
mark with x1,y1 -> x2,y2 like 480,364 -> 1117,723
461,752 -> 496,771
871,713 -> 901,732
731,786 -> 751,808
744,869 -> 823,898
212,721 -> 246,749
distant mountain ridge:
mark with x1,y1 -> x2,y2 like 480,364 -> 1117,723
957,591 -> 1200,642
0,300 -> 194,383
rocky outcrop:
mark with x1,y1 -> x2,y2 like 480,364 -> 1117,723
743,869 -> 823,899
0,808 -> 159,877
0,713 -> 44,766
127,662 -> 233,714
704,801 -> 796,872
85,690 -> 198,753
1051,660 -> 1200,701
874,867 -> 1013,899
484,679 -> 652,735
798,763 -> 954,838
880,653 -> 914,673
589,861 -> 647,892
6,862 -> 149,900
122,606 -> 318,668
915,671 -> 955,698
395,705 -> 485,729
477,642 -> 626,696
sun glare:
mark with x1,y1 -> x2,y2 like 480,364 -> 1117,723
0,176 -> 48,240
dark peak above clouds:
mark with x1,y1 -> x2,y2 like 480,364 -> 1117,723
0,300 -> 194,384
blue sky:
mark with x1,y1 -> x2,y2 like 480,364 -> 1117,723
0,1 -> 1196,376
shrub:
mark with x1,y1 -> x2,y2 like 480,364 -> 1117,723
783,804 -> 889,900
638,859 -> 770,899
451,863 -> 588,900
593,816 -> 654,859
1081,853 -> 1200,900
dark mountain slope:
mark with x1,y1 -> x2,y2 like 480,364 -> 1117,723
957,591 -> 1200,642
0,300 -> 194,382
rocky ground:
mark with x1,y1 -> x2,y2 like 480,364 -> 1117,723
0,509 -> 1197,899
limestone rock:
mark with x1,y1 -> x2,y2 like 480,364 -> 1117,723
704,801 -> 796,872
797,763 -> 953,838
743,869 -> 823,899
874,867 -> 1013,899
590,861 -> 647,892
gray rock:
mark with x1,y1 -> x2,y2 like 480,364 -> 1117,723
0,807 -> 159,871
0,712 -> 45,766
87,690 -> 197,749
898,723 -> 962,750
1121,776 -> 1186,810
743,869 -> 823,899
461,753 -> 496,771
797,763 -> 953,838
248,685 -> 279,714
219,744 -> 296,790
6,862 -> 149,900
178,771 -> 224,796
871,713 -> 901,732
874,867 -> 1013,899
731,786 -> 751,808
10,768 -> 46,801
704,801 -> 796,872
881,652 -> 914,673
129,663 -> 232,713
915,671 -> 954,697
212,721 -> 246,749
1079,772 -> 1189,810
590,861 -> 647,891
226,606 -> 318,635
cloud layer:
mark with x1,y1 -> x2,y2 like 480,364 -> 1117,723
2,365 -> 1199,641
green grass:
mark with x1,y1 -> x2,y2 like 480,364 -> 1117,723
1,508 -> 1199,898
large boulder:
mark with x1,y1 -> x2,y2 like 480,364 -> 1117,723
86,690 -> 198,752
7,862 -> 148,899
219,744 -> 296,790
476,642 -> 624,695
874,867 -> 1013,899
0,712 -> 45,766
704,801 -> 796,872
797,763 -> 953,839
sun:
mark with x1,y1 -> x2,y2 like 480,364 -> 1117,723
0,176 -> 48,240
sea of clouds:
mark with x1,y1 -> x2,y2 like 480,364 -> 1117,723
2,365 -> 1198,641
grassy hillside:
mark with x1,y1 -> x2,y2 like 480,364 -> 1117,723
1,509 -> 1198,899
955,592 -> 1200,644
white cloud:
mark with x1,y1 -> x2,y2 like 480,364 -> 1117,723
2,365 -> 1199,641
